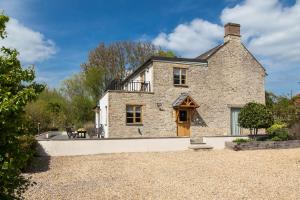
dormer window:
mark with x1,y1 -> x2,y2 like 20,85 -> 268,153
173,68 -> 187,86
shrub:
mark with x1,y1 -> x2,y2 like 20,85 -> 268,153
0,15 -> 44,199
271,129 -> 289,141
267,122 -> 289,141
17,135 -> 37,170
233,138 -> 252,144
267,122 -> 287,134
238,102 -> 274,135
0,135 -> 37,199
271,136 -> 282,141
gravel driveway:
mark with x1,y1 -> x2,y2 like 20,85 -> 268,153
24,149 -> 300,200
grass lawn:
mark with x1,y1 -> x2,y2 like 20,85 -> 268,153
24,149 -> 300,200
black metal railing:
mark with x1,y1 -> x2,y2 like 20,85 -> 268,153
105,80 -> 151,92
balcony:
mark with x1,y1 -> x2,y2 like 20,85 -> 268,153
106,80 -> 151,92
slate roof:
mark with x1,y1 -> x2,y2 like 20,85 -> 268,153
172,93 -> 199,108
123,40 -> 266,84
196,42 -> 227,60
172,93 -> 190,107
123,56 -> 207,83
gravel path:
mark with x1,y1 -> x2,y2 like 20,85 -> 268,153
23,149 -> 300,200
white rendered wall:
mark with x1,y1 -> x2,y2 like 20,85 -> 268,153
99,92 -> 109,137
95,111 -> 100,128
126,64 -> 153,92
146,65 -> 153,91
37,137 -> 190,156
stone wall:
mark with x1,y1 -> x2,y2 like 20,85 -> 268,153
106,38 -> 265,138
108,91 -> 178,138
226,140 -> 300,151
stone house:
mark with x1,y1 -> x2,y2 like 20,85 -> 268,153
95,23 -> 266,138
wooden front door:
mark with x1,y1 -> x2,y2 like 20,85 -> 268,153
177,109 -> 190,136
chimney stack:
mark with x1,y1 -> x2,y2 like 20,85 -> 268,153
224,23 -> 241,43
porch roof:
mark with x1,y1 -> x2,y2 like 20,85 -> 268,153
172,93 -> 199,108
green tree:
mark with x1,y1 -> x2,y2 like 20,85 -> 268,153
238,102 -> 274,135
83,67 -> 105,103
265,91 -> 299,127
61,73 -> 94,127
0,15 -> 44,199
25,88 -> 68,132
265,91 -> 277,108
81,41 -> 159,90
273,96 -> 299,126
156,49 -> 177,57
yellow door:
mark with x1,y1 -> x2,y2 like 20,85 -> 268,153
177,109 -> 190,137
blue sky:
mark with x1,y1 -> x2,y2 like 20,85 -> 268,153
0,0 -> 299,96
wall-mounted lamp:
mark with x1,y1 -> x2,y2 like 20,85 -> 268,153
156,102 -> 165,111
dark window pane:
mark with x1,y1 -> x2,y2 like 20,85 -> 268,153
181,78 -> 186,85
174,68 -> 181,85
135,112 -> 141,118
126,112 -> 134,118
126,118 -> 134,123
174,78 -> 180,84
179,110 -> 188,122
135,117 -> 141,123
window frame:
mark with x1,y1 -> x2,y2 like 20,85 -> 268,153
173,67 -> 187,86
126,105 -> 143,125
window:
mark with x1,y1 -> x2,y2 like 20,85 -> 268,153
173,68 -> 187,85
178,110 -> 188,122
126,105 -> 142,124
105,106 -> 107,125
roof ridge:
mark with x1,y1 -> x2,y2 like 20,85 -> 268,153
196,42 -> 228,60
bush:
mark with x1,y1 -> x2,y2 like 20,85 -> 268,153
17,135 -> 37,170
271,129 -> 289,141
233,138 -> 252,144
238,102 -> 274,135
267,122 -> 287,134
271,136 -> 282,141
0,135 -> 37,199
267,122 -> 289,141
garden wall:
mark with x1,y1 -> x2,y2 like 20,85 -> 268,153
37,137 -> 190,156
226,140 -> 300,151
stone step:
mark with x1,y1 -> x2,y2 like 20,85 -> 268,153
189,144 -> 213,150
190,138 -> 204,144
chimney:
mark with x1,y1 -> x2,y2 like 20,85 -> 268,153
224,23 -> 241,43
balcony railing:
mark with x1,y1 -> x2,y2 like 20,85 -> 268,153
105,80 -> 151,92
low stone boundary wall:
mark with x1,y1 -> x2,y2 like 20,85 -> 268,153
37,137 -> 190,156
202,136 -> 249,149
226,140 -> 300,151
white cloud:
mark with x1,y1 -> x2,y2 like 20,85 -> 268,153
0,18 -> 56,63
153,19 -> 223,57
221,0 -> 300,63
152,0 -> 300,93
153,0 -> 300,63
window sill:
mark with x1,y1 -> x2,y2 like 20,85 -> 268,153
174,84 -> 188,88
126,123 -> 143,126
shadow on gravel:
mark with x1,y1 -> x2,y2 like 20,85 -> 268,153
25,156 -> 51,173
24,143 -> 51,173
